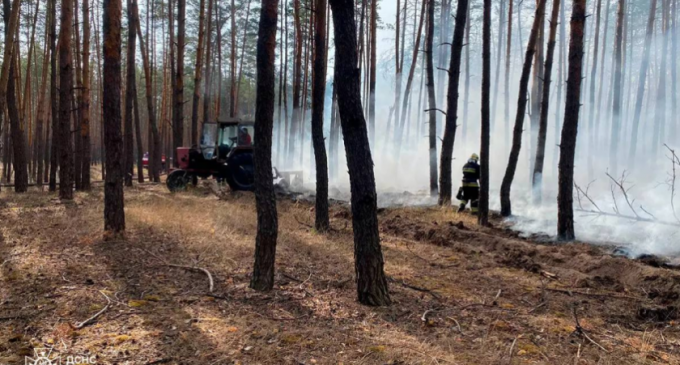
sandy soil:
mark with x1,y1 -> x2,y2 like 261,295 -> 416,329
1,181 -> 679,365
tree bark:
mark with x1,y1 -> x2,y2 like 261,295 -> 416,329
532,0 -> 561,203
235,0 -> 253,115
287,0 -> 303,165
250,0 -> 279,291
586,0 -> 602,177
103,0 -> 126,234
491,0 -> 505,126
425,0 -> 437,197
135,4 -> 161,182
57,0 -> 74,199
311,0 -> 330,231
557,0 -> 586,241
499,0 -> 547,217
438,0 -> 468,206
229,0 -> 237,117
124,0 -> 137,187
203,0 -> 213,125
329,0 -> 391,306
0,0 -> 21,192
81,0 -> 92,190
394,0 -> 426,156
367,0 -> 377,146
504,0 -> 514,148
608,0 -> 625,174
173,0 -> 185,166
129,0 -> 144,183
191,0 -> 206,145
462,2 -> 470,140
478,0 -> 492,226
36,22 -> 51,187
652,0 -> 670,158
49,0 -> 58,191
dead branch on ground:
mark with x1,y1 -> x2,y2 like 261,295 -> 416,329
141,248 -> 215,292
606,171 -> 639,218
388,276 -> 442,301
74,290 -> 112,329
572,305 -> 610,353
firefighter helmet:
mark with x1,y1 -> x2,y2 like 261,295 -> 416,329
470,153 -> 479,162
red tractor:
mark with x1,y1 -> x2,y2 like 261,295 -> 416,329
166,119 -> 257,192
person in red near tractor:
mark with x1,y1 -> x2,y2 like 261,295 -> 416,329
457,153 -> 480,214
238,126 -> 252,146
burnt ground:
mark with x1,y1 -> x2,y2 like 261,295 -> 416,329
1,181 -> 680,364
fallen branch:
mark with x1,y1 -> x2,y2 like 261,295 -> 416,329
447,316 -> 464,335
574,208 -> 680,227
166,264 -> 214,292
74,290 -> 111,329
388,276 -> 442,301
606,171 -> 639,218
546,287 -> 642,301
572,306 -> 611,353
141,248 -> 215,292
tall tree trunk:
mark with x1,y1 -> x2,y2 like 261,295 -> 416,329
394,0 -> 426,155
250,0 -> 279,291
329,0 -> 391,306
438,0 -> 468,206
393,0 -> 402,150
81,0 -> 91,190
557,0 -> 586,241
173,0 -> 185,167
671,0 -> 678,142
608,0 -> 625,174
235,0 -> 253,115
532,0 -> 561,203
0,0 -> 20,191
49,0 -> 59,191
191,0 -> 206,145
203,0 -> 213,125
553,0 -> 566,172
124,0 -> 137,187
529,0 -> 546,174
57,0 -> 74,199
479,0 -> 491,226
367,0 -> 376,146
103,0 -> 126,234
499,0 -> 547,217
128,0 -> 144,183
425,0 -> 437,196
462,2 -> 470,140
312,0 -> 329,231
287,0 -> 303,165
594,0 -> 611,136
36,23 -> 51,187
652,0 -> 670,158
504,0 -> 514,148
3,9 -> 26,192
73,0 -> 83,190
229,0 -> 237,117
586,0 -> 602,176
135,4 -> 161,182
491,0 -> 505,126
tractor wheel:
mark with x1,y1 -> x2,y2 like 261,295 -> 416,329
167,170 -> 191,192
226,153 -> 255,191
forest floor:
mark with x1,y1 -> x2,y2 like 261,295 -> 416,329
1,179 -> 680,365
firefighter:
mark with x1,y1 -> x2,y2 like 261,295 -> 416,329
457,153 -> 480,214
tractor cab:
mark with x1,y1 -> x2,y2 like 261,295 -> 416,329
200,120 -> 254,161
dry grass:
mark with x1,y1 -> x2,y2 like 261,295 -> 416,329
0,181 -> 679,364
